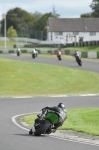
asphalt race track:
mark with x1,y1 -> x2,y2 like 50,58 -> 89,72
0,54 -> 99,150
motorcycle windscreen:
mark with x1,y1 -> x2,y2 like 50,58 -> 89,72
45,113 -> 59,124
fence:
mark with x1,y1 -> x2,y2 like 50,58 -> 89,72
73,41 -> 99,47
1,37 -> 99,50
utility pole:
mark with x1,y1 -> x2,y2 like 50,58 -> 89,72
2,14 -> 6,49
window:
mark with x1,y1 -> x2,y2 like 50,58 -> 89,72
55,32 -> 63,36
51,32 -> 52,41
73,32 -> 79,35
90,32 -> 96,36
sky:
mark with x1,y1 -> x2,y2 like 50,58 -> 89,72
0,0 -> 92,20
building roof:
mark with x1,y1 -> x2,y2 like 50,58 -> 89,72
48,18 -> 99,32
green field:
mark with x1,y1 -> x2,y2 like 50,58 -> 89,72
1,40 -> 99,52
0,58 -> 99,96
64,45 -> 99,52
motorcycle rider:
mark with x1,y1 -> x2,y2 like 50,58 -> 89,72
16,48 -> 21,54
29,103 -> 67,135
32,48 -> 38,57
75,51 -> 82,61
57,49 -> 62,60
75,51 -> 80,57
16,48 -> 21,56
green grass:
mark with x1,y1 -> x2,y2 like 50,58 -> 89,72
0,58 -> 99,96
0,41 -> 27,46
59,108 -> 99,136
22,108 -> 99,136
19,45 -> 99,52
20,45 -> 99,52
64,45 -> 99,52
18,45 -> 99,52
1,40 -> 99,52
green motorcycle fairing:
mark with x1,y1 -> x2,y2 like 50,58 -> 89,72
45,112 -> 59,124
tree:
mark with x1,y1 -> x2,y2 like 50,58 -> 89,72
52,5 -> 60,18
80,0 -> 99,18
34,12 -> 59,40
1,7 -> 35,37
80,12 -> 92,18
90,0 -> 99,17
7,26 -> 17,39
31,11 -> 43,22
0,7 -> 60,39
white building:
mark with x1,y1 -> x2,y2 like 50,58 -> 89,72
47,17 -> 99,44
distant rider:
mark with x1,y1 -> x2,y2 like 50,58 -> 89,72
32,48 -> 38,57
57,49 -> 62,60
75,51 -> 80,57
17,48 -> 21,53
75,51 -> 81,61
57,49 -> 61,57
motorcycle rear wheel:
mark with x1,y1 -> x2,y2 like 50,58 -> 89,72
78,60 -> 82,66
34,120 -> 51,136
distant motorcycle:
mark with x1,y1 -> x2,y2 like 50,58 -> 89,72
75,56 -> 82,66
17,49 -> 21,56
32,49 -> 38,59
57,50 -> 62,60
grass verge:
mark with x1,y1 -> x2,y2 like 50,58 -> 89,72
22,108 -> 99,136
0,58 -> 99,96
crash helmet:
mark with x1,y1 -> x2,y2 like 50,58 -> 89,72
58,103 -> 65,110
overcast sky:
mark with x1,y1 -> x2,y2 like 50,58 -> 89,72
0,0 -> 92,20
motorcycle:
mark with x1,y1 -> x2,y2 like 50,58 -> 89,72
29,108 -> 60,136
75,56 -> 82,66
32,50 -> 38,58
17,51 -> 21,56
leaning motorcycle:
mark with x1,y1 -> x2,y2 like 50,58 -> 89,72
75,56 -> 82,66
29,108 -> 60,136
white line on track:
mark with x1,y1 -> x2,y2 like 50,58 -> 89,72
12,112 -> 39,131
12,94 -> 99,98
12,113 -> 99,147
12,114 -> 29,131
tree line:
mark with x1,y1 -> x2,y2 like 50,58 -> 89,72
0,7 -> 59,40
